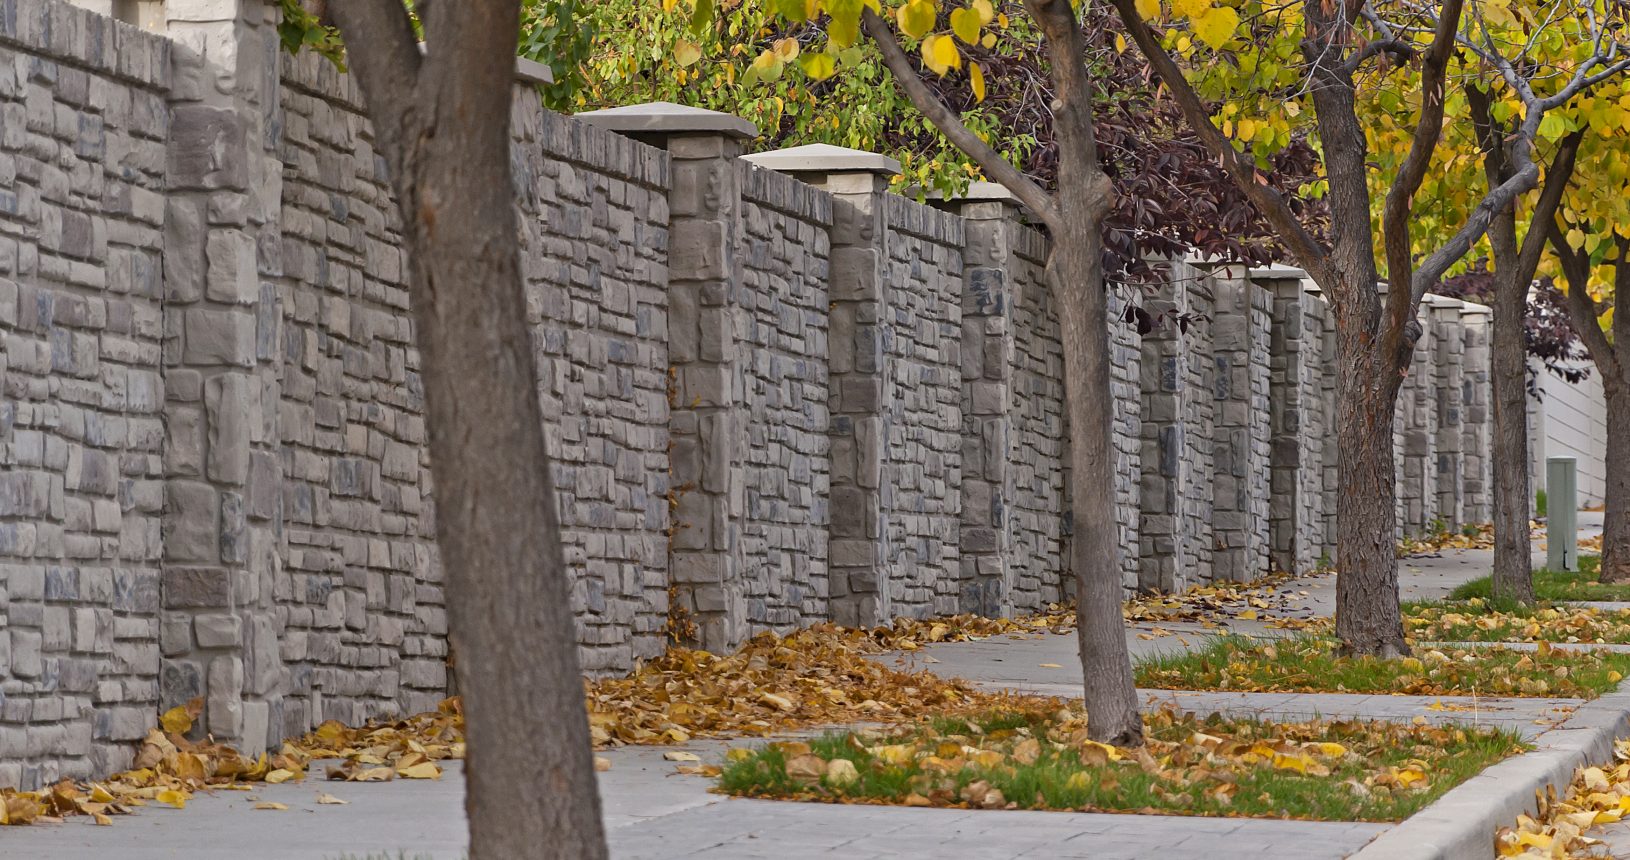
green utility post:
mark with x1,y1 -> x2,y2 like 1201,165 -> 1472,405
1547,457 -> 1578,572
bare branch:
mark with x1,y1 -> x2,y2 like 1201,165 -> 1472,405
1106,0 -> 1338,289
1340,37 -> 1414,75
1549,219 -> 1625,390
860,9 -> 1061,229
1380,0 -> 1464,345
1517,133 -> 1583,278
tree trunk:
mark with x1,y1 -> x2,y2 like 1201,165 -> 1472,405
1051,249 -> 1143,746
1333,351 -> 1409,656
1490,269 -> 1535,601
325,4 -> 610,858
1602,382 -> 1630,582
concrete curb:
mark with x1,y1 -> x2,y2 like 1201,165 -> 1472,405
1348,687 -> 1630,860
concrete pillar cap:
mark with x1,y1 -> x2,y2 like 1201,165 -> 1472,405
574,101 -> 758,140
1460,301 -> 1493,316
1247,264 -> 1309,280
742,143 -> 901,176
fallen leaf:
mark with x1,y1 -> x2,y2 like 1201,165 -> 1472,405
252,802 -> 288,811
315,792 -> 348,805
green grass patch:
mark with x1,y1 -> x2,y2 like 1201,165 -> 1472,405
716,707 -> 1525,822
1449,556 -> 1628,602
1405,597 -> 1630,645
1134,634 -> 1630,698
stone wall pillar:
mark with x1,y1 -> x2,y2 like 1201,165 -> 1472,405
1259,268 -> 1330,574
1137,263 -> 1215,591
579,104 -> 758,653
159,0 -> 285,753
949,184 -> 1022,616
1209,266 -> 1272,582
744,145 -> 900,627
1461,303 -> 1494,522
1428,295 -> 1467,527
1392,291 -> 1438,537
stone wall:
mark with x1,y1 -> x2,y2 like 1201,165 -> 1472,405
0,1 -> 172,788
4,0 -> 1505,787
736,164 -> 832,633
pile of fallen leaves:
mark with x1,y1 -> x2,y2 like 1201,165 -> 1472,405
1408,602 -> 1630,645
1398,523 -> 1496,557
1581,534 -> 1605,554
0,698 -> 463,826
1496,738 -> 1630,858
717,704 -> 1521,822
1123,572 -> 1314,626
867,610 -> 1076,650
585,623 -> 1060,748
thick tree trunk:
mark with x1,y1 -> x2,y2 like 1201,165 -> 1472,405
1333,353 -> 1409,656
1602,384 -> 1630,582
326,4 -> 610,858
1490,269 -> 1535,601
1051,249 -> 1142,746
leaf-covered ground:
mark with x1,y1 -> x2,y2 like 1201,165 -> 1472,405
1407,599 -> 1630,645
1496,738 -> 1630,858
0,699 -> 463,826
717,706 -> 1524,822
1451,556 -> 1630,602
1136,635 -> 1630,698
1398,522 -> 1497,557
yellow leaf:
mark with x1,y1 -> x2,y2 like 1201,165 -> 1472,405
971,0 -> 995,24
1172,0 -> 1209,17
1192,5 -> 1238,50
160,705 -> 194,736
825,758 -> 860,786
1038,662 -> 1062,668
759,692 -> 796,711
664,751 -> 701,762
155,789 -> 188,809
873,744 -> 916,766
93,813 -> 112,826
265,768 -> 297,785
970,62 -> 986,103
253,802 -> 288,811
396,762 -> 441,780
673,40 -> 702,68
950,7 -> 982,44
1237,609 -> 1258,620
89,785 -> 116,804
1115,33 -> 1127,53
1135,0 -> 1162,19
897,0 -> 937,40
921,34 -> 962,76
315,792 -> 348,805
785,754 -> 827,780
594,756 -> 612,772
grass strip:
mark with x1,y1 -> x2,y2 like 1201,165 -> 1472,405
716,706 -> 1525,822
1134,634 -> 1630,698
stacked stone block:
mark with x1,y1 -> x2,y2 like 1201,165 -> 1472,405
1262,272 -> 1334,575
1462,305 -> 1494,522
879,195 -> 965,618
0,0 -> 171,789
1430,296 -> 1467,525
1394,299 -> 1438,536
1209,267 -> 1273,583
1138,264 -> 1216,591
736,164 -> 833,633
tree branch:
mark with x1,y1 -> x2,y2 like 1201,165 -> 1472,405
1106,0 -> 1338,289
860,9 -> 1060,229
325,0 -> 424,166
1517,133 -> 1583,278
1549,219 -> 1625,390
1381,0 -> 1464,345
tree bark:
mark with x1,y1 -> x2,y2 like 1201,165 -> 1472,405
325,3 -> 610,858
1332,343 -> 1409,656
1604,384 -> 1630,582
1490,266 -> 1536,601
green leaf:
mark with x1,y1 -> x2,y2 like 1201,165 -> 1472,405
689,0 -> 715,34
773,0 -> 809,21
673,40 -> 702,67
800,51 -> 837,81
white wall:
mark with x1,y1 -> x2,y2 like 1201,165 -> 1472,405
1530,360 -> 1609,506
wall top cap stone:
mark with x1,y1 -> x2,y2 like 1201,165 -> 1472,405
742,143 -> 902,176
1460,301 -> 1494,316
1247,264 -> 1308,280
575,102 -> 758,140
1424,293 -> 1466,310
419,43 -> 555,84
